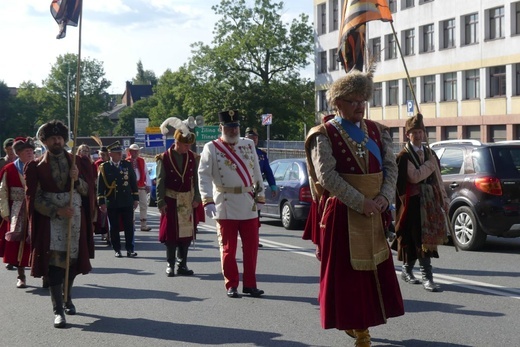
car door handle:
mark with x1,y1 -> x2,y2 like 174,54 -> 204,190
449,183 -> 459,188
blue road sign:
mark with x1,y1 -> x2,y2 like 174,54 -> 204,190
145,133 -> 164,148
135,133 -> 146,142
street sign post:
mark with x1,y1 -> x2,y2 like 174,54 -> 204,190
195,126 -> 220,142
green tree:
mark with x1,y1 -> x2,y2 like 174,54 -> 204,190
42,53 -> 112,137
133,60 -> 158,85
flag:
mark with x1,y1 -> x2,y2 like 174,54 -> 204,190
338,0 -> 393,72
50,0 -> 82,39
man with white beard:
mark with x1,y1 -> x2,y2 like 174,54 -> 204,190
198,110 -> 266,298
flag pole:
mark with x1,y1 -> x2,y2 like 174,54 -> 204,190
389,21 -> 458,251
64,0 -> 84,302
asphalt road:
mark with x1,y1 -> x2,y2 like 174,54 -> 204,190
1,208 -> 519,346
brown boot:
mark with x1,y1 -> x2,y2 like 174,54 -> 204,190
354,329 -> 371,347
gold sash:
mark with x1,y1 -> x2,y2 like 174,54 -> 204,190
341,172 -> 389,270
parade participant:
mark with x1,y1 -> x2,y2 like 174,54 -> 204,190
92,145 -> 110,244
94,145 -> 109,171
244,127 -> 277,198
304,69 -> 404,346
76,144 -> 92,162
97,141 -> 139,258
198,110 -> 266,298
126,143 -> 152,231
156,122 -> 200,277
395,113 -> 449,292
25,120 -> 96,328
0,137 -> 35,288
0,138 -> 16,170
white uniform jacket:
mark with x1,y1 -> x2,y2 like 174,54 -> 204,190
198,137 -> 265,220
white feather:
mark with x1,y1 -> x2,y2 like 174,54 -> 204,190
160,117 -> 190,136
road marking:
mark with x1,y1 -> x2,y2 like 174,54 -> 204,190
197,222 -> 520,300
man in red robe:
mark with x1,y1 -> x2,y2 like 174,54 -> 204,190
25,120 -> 96,328
304,69 -> 404,347
157,128 -> 200,277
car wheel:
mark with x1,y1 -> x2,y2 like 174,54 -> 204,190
451,206 -> 487,251
281,202 -> 298,230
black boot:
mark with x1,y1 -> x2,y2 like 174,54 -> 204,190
166,246 -> 176,277
49,285 -> 66,328
401,260 -> 420,284
419,257 -> 440,292
176,244 -> 194,276
63,276 -> 76,315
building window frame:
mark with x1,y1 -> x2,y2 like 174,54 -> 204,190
402,0 -> 414,9
421,23 -> 435,52
329,49 -> 338,71
489,6 -> 505,40
318,90 -> 328,112
403,77 -> 417,104
423,75 -> 436,103
370,37 -> 382,62
463,13 -> 479,45
387,80 -> 399,106
389,0 -> 397,13
443,72 -> 457,101
372,82 -> 382,107
465,69 -> 480,100
442,18 -> 456,48
318,3 -> 327,35
489,66 -> 506,97
332,0 -> 339,31
404,28 -> 415,55
319,51 -> 327,74
385,34 -> 397,60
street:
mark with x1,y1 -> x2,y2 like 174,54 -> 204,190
1,207 -> 519,346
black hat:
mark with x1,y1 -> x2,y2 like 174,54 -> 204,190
98,146 -> 108,153
106,141 -> 122,152
38,120 -> 69,142
12,137 -> 36,154
3,138 -> 14,149
245,127 -> 258,136
218,110 -> 240,127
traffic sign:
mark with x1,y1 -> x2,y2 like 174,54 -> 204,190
145,133 -> 164,148
146,127 -> 162,134
407,100 -> 414,116
262,114 -> 272,125
195,126 -> 220,142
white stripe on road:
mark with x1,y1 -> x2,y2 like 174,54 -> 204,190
196,222 -> 520,300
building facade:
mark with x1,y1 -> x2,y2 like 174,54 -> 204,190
314,0 -> 520,143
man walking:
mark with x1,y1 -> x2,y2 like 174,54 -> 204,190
25,120 -> 96,328
97,141 -> 139,258
156,126 -> 200,277
126,144 -> 152,231
198,110 -> 265,298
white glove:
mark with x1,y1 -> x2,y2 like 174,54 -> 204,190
204,204 -> 217,219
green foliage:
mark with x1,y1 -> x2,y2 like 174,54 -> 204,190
133,60 -> 158,85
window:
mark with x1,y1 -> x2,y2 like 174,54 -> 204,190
403,77 -> 416,104
385,34 -> 397,60
423,75 -> 436,102
516,64 -> 520,96
404,28 -> 415,55
389,0 -> 397,13
372,82 -> 382,107
329,49 -> 338,71
515,2 -> 520,35
318,3 -> 326,35
422,24 -> 435,52
332,0 -> 339,31
465,125 -> 481,140
420,0 -> 434,3
439,148 -> 464,175
387,80 -> 399,105
319,51 -> 327,74
464,13 -> 478,45
318,90 -> 328,112
489,6 -> 505,39
370,37 -> 381,62
490,125 -> 506,142
489,66 -> 506,97
273,161 -> 292,182
465,69 -> 480,99
403,0 -> 414,9
443,72 -> 457,101
442,18 -> 456,48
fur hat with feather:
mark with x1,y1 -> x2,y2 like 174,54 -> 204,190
160,117 -> 195,144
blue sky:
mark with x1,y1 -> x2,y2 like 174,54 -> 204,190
0,0 -> 314,94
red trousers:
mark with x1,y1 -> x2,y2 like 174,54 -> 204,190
216,218 -> 259,289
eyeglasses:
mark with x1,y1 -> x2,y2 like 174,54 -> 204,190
342,100 -> 366,108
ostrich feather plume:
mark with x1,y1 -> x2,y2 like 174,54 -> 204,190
160,117 -> 190,136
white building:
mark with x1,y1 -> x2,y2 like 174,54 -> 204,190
314,0 -> 520,142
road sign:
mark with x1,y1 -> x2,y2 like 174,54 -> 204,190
134,118 -> 149,134
262,113 -> 273,125
145,133 -> 164,148
145,127 -> 162,134
195,126 -> 220,142
407,100 -> 414,116
134,133 -> 146,142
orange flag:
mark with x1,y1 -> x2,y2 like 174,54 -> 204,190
338,0 -> 393,72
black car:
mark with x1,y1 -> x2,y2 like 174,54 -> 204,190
430,140 -> 520,251
261,158 -> 312,229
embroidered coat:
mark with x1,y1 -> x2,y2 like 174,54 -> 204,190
97,160 -> 139,209
156,148 -> 201,245
198,137 -> 265,220
304,119 -> 404,330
